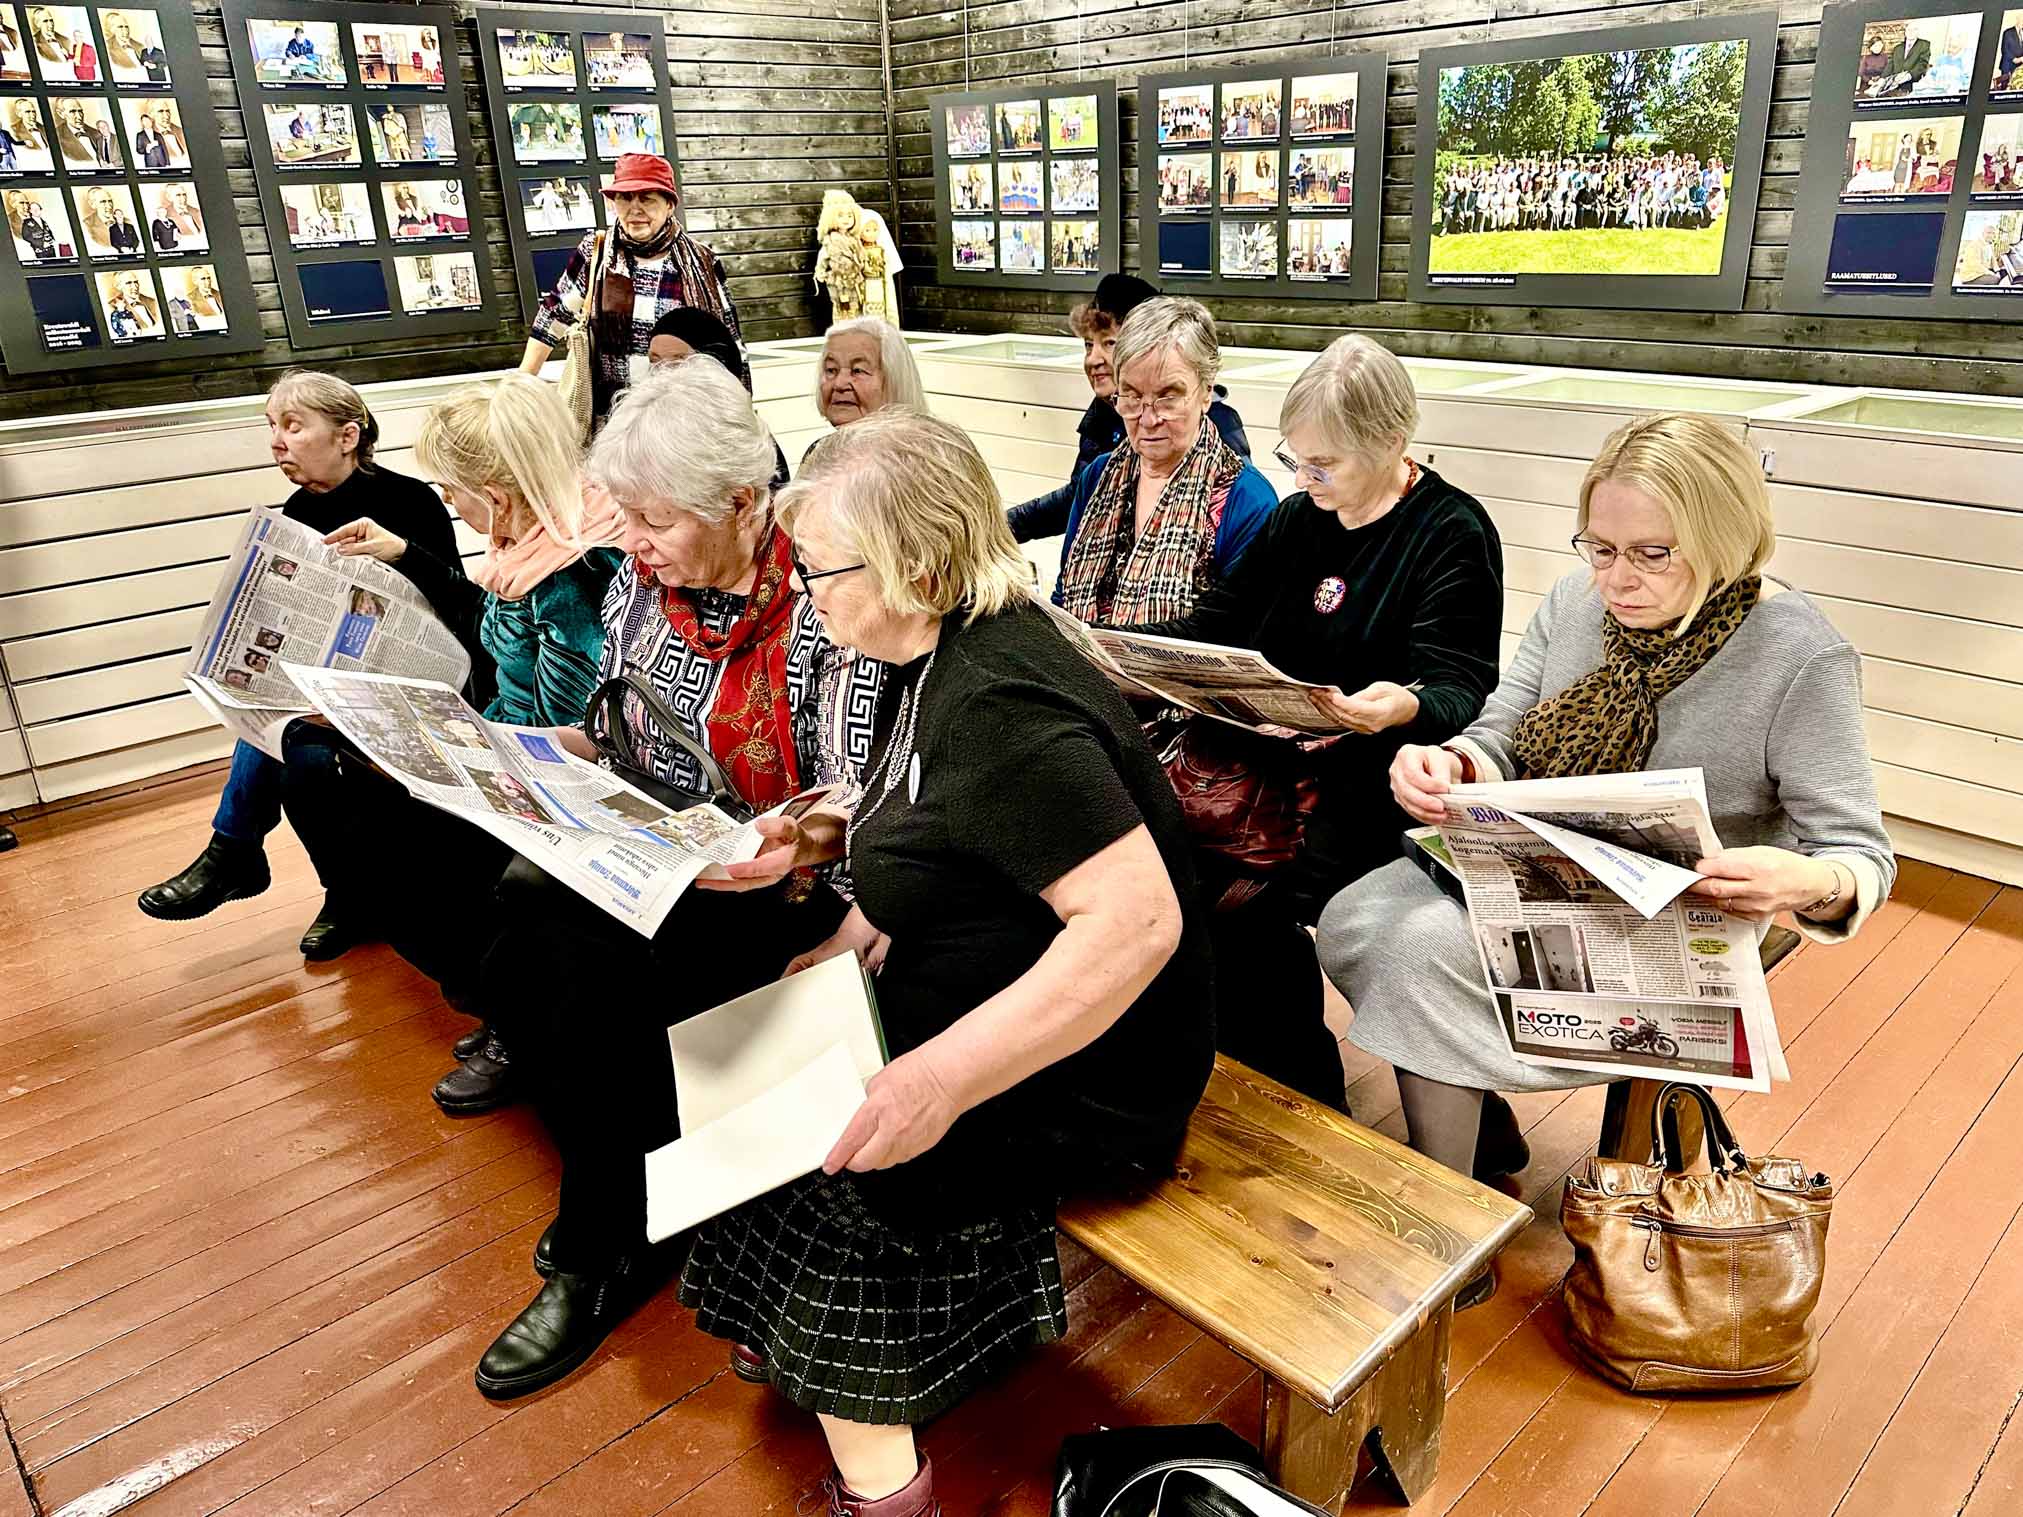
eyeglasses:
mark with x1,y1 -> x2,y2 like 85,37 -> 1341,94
788,542 -> 864,585
1114,390 -> 1196,421
1272,444 -> 1333,487
1571,536 -> 1680,574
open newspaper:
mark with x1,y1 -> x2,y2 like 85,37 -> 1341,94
1037,599 -> 1351,735
284,666 -> 833,938
183,507 -> 472,759
645,952 -> 885,1242
1432,768 -> 1788,1093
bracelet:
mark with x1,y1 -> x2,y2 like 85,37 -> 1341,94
1440,744 -> 1477,785
1799,861 -> 1848,918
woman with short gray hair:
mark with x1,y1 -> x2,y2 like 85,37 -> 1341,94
1051,296 -> 1277,627
815,314 -> 925,427
461,355 -> 887,1402
1129,333 -> 1504,1114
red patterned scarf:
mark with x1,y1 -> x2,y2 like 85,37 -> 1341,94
648,522 -> 801,810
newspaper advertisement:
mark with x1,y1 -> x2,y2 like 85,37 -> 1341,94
284,666 -> 830,938
182,507 -> 472,759
1434,768 -> 1788,1093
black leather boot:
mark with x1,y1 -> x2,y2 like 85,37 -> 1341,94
431,1030 -> 516,1115
297,895 -> 364,961
475,1249 -> 670,1399
1473,1091 -> 1531,1182
533,1218 -> 557,1278
453,1022 -> 491,1061
137,834 -> 271,920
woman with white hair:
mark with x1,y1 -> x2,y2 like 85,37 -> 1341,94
1131,335 -> 1504,1114
815,314 -> 924,427
137,371 -> 458,959
678,408 -> 1212,1517
463,358 -> 886,1401
1321,413 -> 1894,1304
1050,296 -> 1276,627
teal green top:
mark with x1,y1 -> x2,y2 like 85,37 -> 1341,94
481,548 -> 624,727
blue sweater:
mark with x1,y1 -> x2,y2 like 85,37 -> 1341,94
1049,453 -> 1280,609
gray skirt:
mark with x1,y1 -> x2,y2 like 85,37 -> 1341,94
1317,858 -> 1602,1093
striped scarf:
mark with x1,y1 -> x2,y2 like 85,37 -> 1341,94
1054,415 -> 1246,626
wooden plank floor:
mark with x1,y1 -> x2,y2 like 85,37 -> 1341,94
4,768 -> 2022,1516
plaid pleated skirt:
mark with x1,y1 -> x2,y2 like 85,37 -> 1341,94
677,1169 -> 1066,1425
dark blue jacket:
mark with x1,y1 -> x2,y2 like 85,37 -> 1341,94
1009,389 -> 1251,542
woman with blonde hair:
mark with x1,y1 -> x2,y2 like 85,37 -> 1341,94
1319,412 -> 1895,1306
138,371 -> 455,957
280,374 -> 625,1059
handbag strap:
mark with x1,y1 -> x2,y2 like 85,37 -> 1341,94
584,672 -> 737,810
1650,1082 -> 1747,1173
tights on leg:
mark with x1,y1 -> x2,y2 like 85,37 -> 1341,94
819,1415 -> 918,1500
1395,1070 -> 1485,1177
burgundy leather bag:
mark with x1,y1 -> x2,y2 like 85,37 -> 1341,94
1159,721 -> 1318,905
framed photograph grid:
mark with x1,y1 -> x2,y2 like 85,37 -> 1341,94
1785,1 -> 2023,319
1135,57 -> 1385,300
473,6 -> 679,326
930,80 -> 1120,292
0,3 -> 260,372
1409,11 -> 1780,314
222,0 -> 495,348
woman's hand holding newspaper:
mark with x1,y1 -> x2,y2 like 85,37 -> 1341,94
1391,743 -> 1468,825
695,805 -> 849,893
1688,846 -> 1846,921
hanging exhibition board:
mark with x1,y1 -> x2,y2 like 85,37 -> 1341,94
1785,1 -> 2023,319
474,7 -> 679,324
221,0 -> 495,348
930,81 -> 1119,292
1409,11 -> 1780,313
0,3 -> 261,372
1134,56 -> 1386,300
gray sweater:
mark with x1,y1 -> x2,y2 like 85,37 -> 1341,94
1453,571 -> 1897,937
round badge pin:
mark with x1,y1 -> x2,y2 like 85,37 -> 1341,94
1313,575 -> 1347,615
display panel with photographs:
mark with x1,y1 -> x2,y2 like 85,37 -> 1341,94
222,1 -> 492,346
351,22 -> 442,87
931,80 -> 1120,290
1139,56 -> 1387,297
477,10 -> 680,324
279,180 -> 371,246
1853,13 -> 1981,107
245,18 -> 345,86
1785,0 -> 2022,321
1412,14 -> 1778,311
0,2 -> 259,369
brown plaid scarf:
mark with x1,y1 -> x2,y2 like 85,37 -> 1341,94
1054,414 -> 1247,626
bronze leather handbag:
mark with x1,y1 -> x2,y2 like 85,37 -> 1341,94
1560,1082 -> 1833,1393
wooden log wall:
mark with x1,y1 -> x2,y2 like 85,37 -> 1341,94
0,0 -> 889,421
889,0 -> 2023,397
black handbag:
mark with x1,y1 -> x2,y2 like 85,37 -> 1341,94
1054,1425 -> 1328,1517
583,672 -> 752,821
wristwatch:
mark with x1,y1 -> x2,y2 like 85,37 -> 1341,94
1799,861 -> 1847,918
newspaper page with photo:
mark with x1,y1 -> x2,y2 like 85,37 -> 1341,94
182,507 -> 472,758
284,666 -> 832,937
1433,768 -> 1788,1093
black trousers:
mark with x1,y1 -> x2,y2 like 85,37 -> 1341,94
479,862 -> 847,1268
1204,881 -> 1343,1114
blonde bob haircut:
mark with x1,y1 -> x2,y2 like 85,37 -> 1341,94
1279,334 -> 1419,466
415,374 -> 593,545
1577,412 -> 1777,636
777,408 -> 1030,625
815,316 -> 926,416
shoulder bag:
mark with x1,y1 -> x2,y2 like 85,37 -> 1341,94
555,232 -> 604,445
1054,1424 -> 1328,1517
1159,719 -> 1319,910
584,671 -> 752,822
1560,1082 -> 1833,1393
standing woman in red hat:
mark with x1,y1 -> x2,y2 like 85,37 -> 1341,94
521,153 -> 743,433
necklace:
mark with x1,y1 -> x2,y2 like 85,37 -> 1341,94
845,647 -> 937,869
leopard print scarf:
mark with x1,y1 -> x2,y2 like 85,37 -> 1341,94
1511,575 -> 1761,780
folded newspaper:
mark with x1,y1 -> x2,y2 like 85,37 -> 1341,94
183,507 -> 472,759
1432,768 -> 1789,1093
284,665 -> 833,937
1037,600 -> 1349,735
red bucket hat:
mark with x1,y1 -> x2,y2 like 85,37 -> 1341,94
601,153 -> 678,202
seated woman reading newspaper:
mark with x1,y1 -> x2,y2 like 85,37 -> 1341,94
1116,335 -> 1504,1118
1319,412 -> 1895,1307
138,371 -> 458,958
464,358 -> 885,1400
278,374 -> 624,1071
671,408 -> 1213,1517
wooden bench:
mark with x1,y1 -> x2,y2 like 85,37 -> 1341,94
1058,1056 -> 1533,1511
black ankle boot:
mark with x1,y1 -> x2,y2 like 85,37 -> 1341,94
138,834 -> 271,920
475,1249 -> 670,1399
431,1031 -> 516,1115
298,895 -> 365,961
1473,1091 -> 1530,1181
453,1022 -> 491,1062
533,1218 -> 557,1278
